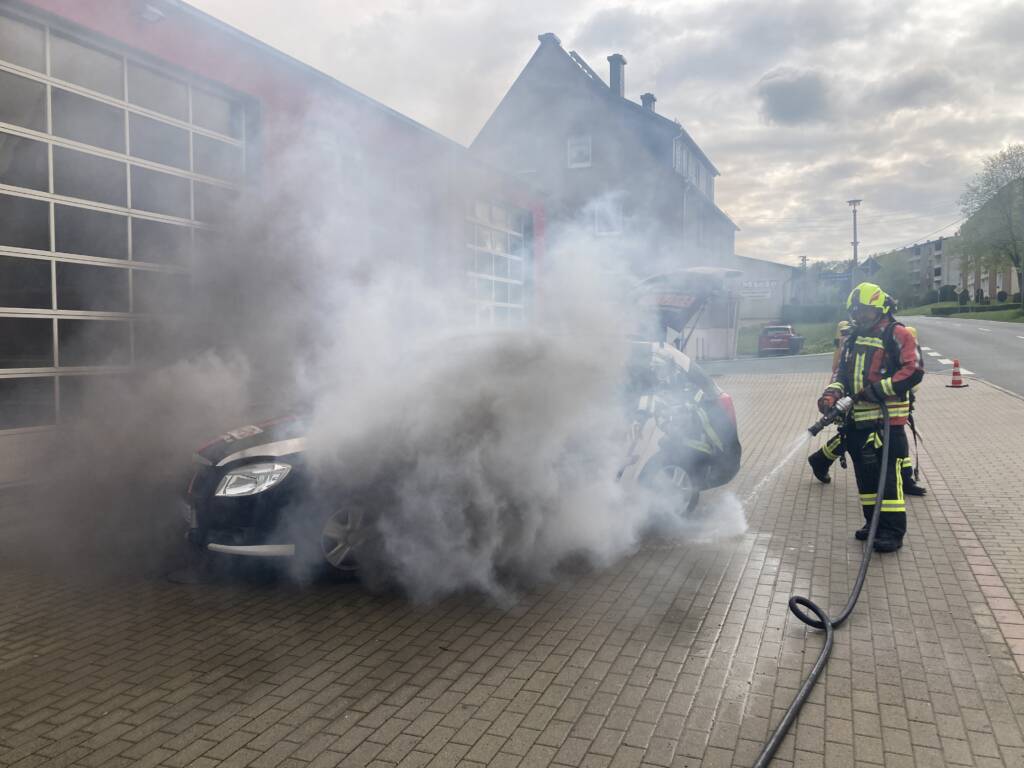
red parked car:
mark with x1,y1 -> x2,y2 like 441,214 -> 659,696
757,325 -> 804,356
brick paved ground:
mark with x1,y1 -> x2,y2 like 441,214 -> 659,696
2,373 -> 1024,768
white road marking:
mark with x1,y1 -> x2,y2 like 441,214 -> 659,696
927,351 -> 941,357
1017,335 -> 1024,340
921,346 -> 932,351
938,358 -> 953,364
961,368 -> 974,375
979,328 -> 991,332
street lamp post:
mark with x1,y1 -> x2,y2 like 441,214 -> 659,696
847,199 -> 862,290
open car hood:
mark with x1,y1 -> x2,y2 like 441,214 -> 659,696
628,267 -> 741,340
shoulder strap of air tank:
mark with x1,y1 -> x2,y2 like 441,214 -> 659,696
882,320 -> 904,372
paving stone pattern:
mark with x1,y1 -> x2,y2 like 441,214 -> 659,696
2,373 -> 1024,767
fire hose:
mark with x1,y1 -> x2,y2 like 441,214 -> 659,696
752,396 -> 890,768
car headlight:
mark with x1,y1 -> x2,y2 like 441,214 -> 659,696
215,462 -> 291,497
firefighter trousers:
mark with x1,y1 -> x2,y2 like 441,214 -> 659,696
889,426 -> 917,486
811,432 -> 844,466
846,424 -> 907,541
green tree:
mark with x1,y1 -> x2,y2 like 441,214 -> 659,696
871,252 -> 915,307
959,145 -> 1024,308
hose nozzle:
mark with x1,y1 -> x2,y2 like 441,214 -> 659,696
808,395 -> 854,436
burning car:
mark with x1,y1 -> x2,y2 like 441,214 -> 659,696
179,339 -> 741,575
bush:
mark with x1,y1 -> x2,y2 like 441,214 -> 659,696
923,289 -> 939,305
780,304 -> 843,324
932,303 -> 1015,316
998,290 -> 1009,302
1015,292 -> 1022,303
939,284 -> 958,302
959,290 -> 969,305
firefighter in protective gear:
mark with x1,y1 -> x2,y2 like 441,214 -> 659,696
817,283 -> 924,552
808,320 -> 852,483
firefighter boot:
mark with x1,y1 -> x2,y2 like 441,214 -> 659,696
873,511 -> 906,553
808,451 -> 832,484
855,506 -> 872,541
904,482 -> 927,496
902,462 -> 927,495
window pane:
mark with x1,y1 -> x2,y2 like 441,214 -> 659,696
51,89 -> 125,153
134,319 -> 182,366
129,113 -> 189,170
133,269 -> 189,313
475,252 -> 493,275
133,218 -> 191,266
58,374 -> 133,422
193,228 -> 226,261
0,70 -> 46,131
53,147 -> 127,207
58,319 -> 130,367
126,61 -> 188,120
55,205 -> 128,260
56,262 -> 129,312
0,193 -> 49,250
192,88 -> 242,137
0,133 -> 47,191
0,317 -> 52,367
0,377 -> 54,428
194,182 -> 237,223
494,281 -> 510,304
51,33 -> 123,98
0,11 -> 44,71
131,166 -> 190,218
132,218 -> 190,265
193,134 -> 243,180
0,255 -> 50,308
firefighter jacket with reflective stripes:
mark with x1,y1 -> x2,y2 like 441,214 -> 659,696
821,319 -> 924,427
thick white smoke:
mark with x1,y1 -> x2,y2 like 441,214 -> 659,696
21,104 -> 747,599
301,249 -> 653,601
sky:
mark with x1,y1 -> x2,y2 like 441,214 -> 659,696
190,0 -> 1024,265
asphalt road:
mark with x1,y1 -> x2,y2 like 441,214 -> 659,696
903,315 -> 1024,397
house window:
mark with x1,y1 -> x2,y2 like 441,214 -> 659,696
594,198 -> 623,236
567,134 -> 592,168
465,201 -> 530,326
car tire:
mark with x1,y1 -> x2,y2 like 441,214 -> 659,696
317,504 -> 369,574
640,458 -> 702,518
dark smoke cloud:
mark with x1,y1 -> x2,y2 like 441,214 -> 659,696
755,67 -> 835,125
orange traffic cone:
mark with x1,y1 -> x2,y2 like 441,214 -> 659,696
946,359 -> 968,388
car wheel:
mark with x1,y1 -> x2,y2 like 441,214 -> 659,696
657,463 -> 700,515
319,505 -> 366,573
641,459 -> 702,518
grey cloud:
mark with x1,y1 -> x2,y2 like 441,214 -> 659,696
756,67 -> 835,124
864,67 -> 960,113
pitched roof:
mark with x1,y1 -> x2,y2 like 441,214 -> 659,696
563,47 -> 719,176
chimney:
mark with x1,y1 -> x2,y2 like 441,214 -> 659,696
607,53 -> 626,98
537,32 -> 561,47
641,92 -> 656,112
